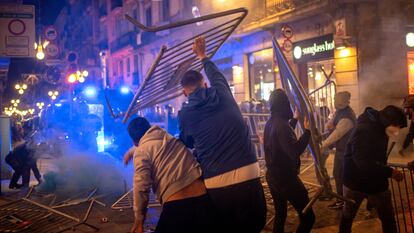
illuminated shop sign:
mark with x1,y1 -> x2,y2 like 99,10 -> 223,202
292,34 -> 334,62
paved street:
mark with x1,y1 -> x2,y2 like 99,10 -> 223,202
0,146 -> 412,232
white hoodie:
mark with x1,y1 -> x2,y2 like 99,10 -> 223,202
132,126 -> 202,221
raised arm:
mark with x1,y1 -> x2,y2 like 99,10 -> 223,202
192,37 -> 232,94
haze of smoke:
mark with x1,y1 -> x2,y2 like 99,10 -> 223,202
37,146 -> 133,197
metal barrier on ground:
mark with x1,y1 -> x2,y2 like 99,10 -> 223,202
388,163 -> 414,233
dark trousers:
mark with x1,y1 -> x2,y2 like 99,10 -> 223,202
10,165 -> 30,187
340,185 -> 398,233
333,152 -> 344,197
155,194 -> 219,233
207,178 -> 267,233
403,121 -> 414,149
266,174 -> 315,233
29,158 -> 42,181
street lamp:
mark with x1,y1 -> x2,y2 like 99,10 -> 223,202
68,69 -> 88,83
34,37 -> 49,60
15,83 -> 27,95
36,102 -> 45,109
48,90 -> 59,100
11,99 -> 20,107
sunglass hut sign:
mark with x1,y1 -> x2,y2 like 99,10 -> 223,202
292,34 -> 335,62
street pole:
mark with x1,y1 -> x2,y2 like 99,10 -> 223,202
0,115 -> 12,196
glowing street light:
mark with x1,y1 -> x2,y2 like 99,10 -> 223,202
48,90 -> 59,100
34,37 -> 49,60
36,102 -> 45,109
406,32 -> 414,47
68,69 -> 88,84
15,83 -> 27,95
11,99 -> 20,107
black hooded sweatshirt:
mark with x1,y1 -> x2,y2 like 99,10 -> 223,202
343,107 -> 394,194
264,90 -> 311,181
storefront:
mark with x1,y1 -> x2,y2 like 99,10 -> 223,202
292,34 -> 336,93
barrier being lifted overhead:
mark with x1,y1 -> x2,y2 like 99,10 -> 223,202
122,8 -> 248,123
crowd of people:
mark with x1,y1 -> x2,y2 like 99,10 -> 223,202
122,36 -> 414,233
6,36 -> 414,233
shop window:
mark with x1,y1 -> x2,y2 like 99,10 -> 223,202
248,48 -> 279,101
307,59 -> 335,92
408,52 -> 414,94
307,59 -> 336,108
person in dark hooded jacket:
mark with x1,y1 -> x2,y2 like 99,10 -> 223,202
340,105 -> 406,233
264,89 -> 315,233
178,37 -> 266,233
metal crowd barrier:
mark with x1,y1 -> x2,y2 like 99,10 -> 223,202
308,80 -> 336,137
0,188 -> 100,233
388,163 -> 414,233
111,189 -> 161,211
122,8 -> 248,123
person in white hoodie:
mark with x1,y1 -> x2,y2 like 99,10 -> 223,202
124,117 -> 218,233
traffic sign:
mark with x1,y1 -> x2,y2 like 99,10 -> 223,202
0,4 -> 35,57
45,42 -> 59,58
44,26 -> 58,41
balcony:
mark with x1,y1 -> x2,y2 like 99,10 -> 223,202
110,31 -> 136,53
265,0 -> 318,16
111,0 -> 122,10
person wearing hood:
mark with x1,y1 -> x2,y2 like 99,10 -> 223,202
124,117 -> 218,233
320,91 -> 356,209
178,37 -> 266,233
339,105 -> 406,233
264,89 -> 315,233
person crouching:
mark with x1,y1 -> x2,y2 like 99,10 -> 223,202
124,117 -> 218,233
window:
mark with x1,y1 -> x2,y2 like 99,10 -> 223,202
113,61 -> 118,77
99,0 -> 107,17
127,57 -> 131,76
115,14 -> 122,37
248,48 -> 278,101
408,52 -> 414,94
133,54 -> 142,85
162,0 -> 170,21
119,60 -> 124,78
145,5 -> 152,26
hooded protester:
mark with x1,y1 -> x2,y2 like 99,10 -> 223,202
124,117 -> 218,233
340,105 -> 407,233
264,89 -> 315,233
178,37 -> 266,233
321,91 -> 356,209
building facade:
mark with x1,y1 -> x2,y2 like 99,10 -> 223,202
57,0 -> 414,115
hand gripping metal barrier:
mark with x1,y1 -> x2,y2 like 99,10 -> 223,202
272,38 -> 354,213
111,189 -> 161,210
388,162 -> 414,233
0,188 -> 100,233
122,8 -> 248,123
